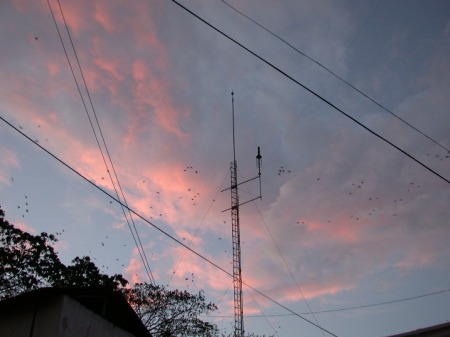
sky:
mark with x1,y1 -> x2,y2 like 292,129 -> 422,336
1,0 -> 450,336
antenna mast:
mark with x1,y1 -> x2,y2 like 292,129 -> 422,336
222,92 -> 262,337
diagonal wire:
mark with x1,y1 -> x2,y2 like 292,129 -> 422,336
47,0 -> 155,285
257,288 -> 450,316
229,0 -> 383,170
50,0 -> 154,285
255,202 -> 325,337
55,0 -> 155,285
170,0 -> 450,186
205,287 -> 450,318
244,284 -> 279,337
220,0 -> 450,154
167,170 -> 230,286
0,114 -> 339,337
236,167 -> 325,337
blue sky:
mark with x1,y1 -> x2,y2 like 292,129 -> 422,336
1,1 -> 450,336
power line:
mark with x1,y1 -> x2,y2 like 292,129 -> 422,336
300,288 -> 450,315
256,206 -> 324,335
223,0 -> 381,170
219,0 -> 450,154
236,168 -> 324,336
207,288 -> 450,318
167,171 -> 229,286
170,0 -> 450,186
46,0 -> 155,285
244,285 -> 279,337
54,0 -> 156,285
0,114 -> 338,337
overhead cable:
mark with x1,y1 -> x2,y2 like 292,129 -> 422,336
237,168 -> 324,336
0,115 -> 338,337
47,0 -> 155,285
209,287 -> 450,317
220,0 -> 450,154
167,172 -> 229,286
170,0 -> 450,186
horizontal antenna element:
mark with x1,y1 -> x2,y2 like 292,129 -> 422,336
222,92 -> 263,337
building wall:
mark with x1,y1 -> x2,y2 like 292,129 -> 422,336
0,302 -> 34,337
56,294 -> 136,337
387,322 -> 450,337
0,294 -> 137,337
0,295 -> 61,337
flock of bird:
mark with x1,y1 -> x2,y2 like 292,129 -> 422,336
5,120 -> 450,291
14,194 -> 30,219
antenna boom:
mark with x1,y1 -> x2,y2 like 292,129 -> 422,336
222,92 -> 262,337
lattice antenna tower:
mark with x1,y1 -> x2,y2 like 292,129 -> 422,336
222,92 -> 262,337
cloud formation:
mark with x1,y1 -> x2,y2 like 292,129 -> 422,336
1,1 -> 450,336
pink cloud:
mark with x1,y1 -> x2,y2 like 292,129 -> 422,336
165,245 -> 232,292
94,57 -> 124,82
127,59 -> 190,143
113,221 -> 126,231
3,221 -> 67,257
121,162 -> 215,228
52,0 -> 90,36
93,0 -> 117,33
175,229 -> 204,247
47,62 -> 60,78
72,37 -> 128,98
275,280 -> 354,304
75,147 -> 112,184
53,238 -> 69,255
243,182 -> 450,304
125,247 -> 145,284
90,36 -> 126,79
14,221 -> 37,234
1,69 -> 123,195
11,0 -> 31,13
130,1 -> 167,66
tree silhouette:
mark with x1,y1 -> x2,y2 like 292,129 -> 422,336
124,283 -> 218,337
0,206 -> 126,299
0,206 -> 271,337
0,206 -> 217,337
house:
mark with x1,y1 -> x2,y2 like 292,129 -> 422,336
0,287 -> 152,337
387,322 -> 450,337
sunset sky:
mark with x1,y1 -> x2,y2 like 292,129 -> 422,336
1,0 -> 450,336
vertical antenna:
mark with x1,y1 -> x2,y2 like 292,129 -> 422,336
232,91 -> 236,163
221,92 -> 263,337
257,146 -> 262,200
230,91 -> 244,337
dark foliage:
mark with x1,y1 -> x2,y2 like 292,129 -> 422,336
123,283 -> 218,337
0,206 -> 269,337
0,206 -> 126,300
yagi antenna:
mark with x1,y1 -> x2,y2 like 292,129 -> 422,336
221,91 -> 262,337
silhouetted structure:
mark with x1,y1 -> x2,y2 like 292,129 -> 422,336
0,287 -> 151,337
387,322 -> 450,337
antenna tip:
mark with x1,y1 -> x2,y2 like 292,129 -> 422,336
231,91 -> 234,96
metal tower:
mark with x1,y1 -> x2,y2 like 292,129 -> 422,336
222,92 -> 262,337
230,158 -> 243,337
